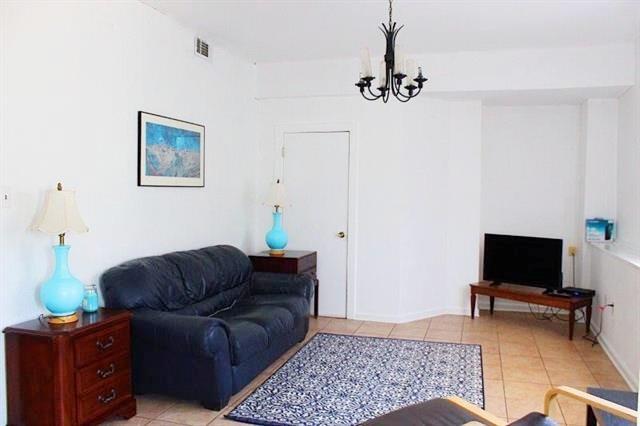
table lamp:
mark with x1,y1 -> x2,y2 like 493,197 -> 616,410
264,179 -> 288,256
32,182 -> 88,324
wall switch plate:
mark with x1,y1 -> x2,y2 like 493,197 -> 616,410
568,245 -> 577,256
0,186 -> 11,208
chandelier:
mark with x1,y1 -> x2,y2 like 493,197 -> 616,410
355,0 -> 427,103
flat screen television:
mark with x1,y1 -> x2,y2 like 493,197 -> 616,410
483,233 -> 563,290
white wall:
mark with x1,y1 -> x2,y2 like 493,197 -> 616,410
585,246 -> 640,390
255,97 -> 482,322
581,99 -> 619,221
580,28 -> 640,391
0,1 -> 258,423
615,35 -> 640,251
577,99 -> 619,292
481,105 -> 582,292
252,38 -> 637,333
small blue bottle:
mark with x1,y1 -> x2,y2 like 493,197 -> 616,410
82,284 -> 99,313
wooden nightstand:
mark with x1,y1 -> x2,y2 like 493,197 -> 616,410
249,250 -> 319,318
3,309 -> 136,425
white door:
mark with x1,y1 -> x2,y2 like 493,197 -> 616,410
282,131 -> 350,318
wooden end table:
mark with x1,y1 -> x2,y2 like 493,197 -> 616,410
469,281 -> 593,340
249,250 -> 319,318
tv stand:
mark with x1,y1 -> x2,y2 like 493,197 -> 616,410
543,288 -> 570,297
469,281 -> 593,340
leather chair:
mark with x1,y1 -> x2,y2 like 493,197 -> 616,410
363,386 -> 638,426
100,245 -> 314,410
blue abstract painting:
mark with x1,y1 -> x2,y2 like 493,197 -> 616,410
138,112 -> 205,187
145,122 -> 201,178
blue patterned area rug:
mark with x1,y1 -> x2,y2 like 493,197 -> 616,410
226,332 -> 484,426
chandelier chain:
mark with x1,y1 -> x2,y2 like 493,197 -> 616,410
388,0 -> 393,25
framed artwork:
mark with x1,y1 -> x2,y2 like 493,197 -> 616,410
138,111 -> 205,187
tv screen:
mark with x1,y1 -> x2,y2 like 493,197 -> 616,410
483,233 -> 563,290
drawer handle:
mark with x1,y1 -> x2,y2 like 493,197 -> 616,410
97,388 -> 117,404
96,336 -> 114,351
96,363 -> 116,379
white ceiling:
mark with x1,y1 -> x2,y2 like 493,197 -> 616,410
143,0 -> 640,63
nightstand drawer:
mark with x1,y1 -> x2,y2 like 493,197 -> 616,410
76,351 -> 130,395
74,321 -> 129,367
77,373 -> 132,424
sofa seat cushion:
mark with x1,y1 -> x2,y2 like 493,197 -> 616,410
216,304 -> 295,365
241,294 -> 309,322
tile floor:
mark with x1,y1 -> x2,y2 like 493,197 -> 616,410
101,311 -> 630,426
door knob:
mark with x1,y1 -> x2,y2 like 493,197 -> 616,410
337,232 -> 346,239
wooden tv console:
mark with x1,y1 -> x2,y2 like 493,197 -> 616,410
469,281 -> 593,340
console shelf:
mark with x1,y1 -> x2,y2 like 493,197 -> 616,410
469,281 -> 593,340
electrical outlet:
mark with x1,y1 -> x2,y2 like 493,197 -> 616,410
602,294 -> 614,311
568,245 -> 577,256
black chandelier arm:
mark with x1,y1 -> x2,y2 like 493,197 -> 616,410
391,78 -> 411,99
360,89 -> 381,101
393,78 -> 422,100
360,92 -> 378,101
393,86 -> 414,103
402,84 -> 422,99
367,85 -> 387,100
391,25 -> 403,44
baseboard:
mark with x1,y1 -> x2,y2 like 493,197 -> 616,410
354,307 -> 472,323
590,323 -> 639,391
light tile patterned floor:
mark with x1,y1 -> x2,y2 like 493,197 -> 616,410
101,311 -> 630,426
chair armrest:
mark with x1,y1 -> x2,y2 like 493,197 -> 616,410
445,396 -> 507,426
251,271 -> 315,300
132,310 -> 230,359
544,386 -> 638,423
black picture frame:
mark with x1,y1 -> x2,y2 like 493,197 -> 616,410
137,111 -> 205,187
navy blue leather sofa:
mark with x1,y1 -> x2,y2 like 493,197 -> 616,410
100,245 -> 313,410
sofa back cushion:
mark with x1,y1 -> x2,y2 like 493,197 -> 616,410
100,245 -> 252,313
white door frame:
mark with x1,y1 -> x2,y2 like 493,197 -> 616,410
274,122 -> 358,319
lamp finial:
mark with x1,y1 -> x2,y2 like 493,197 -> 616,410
56,182 -> 62,191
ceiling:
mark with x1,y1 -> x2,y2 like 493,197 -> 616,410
142,0 -> 640,63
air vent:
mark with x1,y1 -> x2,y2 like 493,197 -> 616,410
195,37 -> 210,59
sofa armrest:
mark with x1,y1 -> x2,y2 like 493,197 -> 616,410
251,272 -> 315,301
132,310 -> 231,359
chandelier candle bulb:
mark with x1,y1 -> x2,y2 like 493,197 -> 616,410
379,60 -> 387,87
360,48 -> 372,77
394,49 -> 405,75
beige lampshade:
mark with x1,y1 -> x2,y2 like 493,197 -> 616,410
32,185 -> 88,235
265,180 -> 287,207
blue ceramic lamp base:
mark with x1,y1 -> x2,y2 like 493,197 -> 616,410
40,244 -> 84,324
265,211 -> 288,257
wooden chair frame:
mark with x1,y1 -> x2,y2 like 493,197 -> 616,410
543,386 -> 638,423
444,386 -> 638,426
